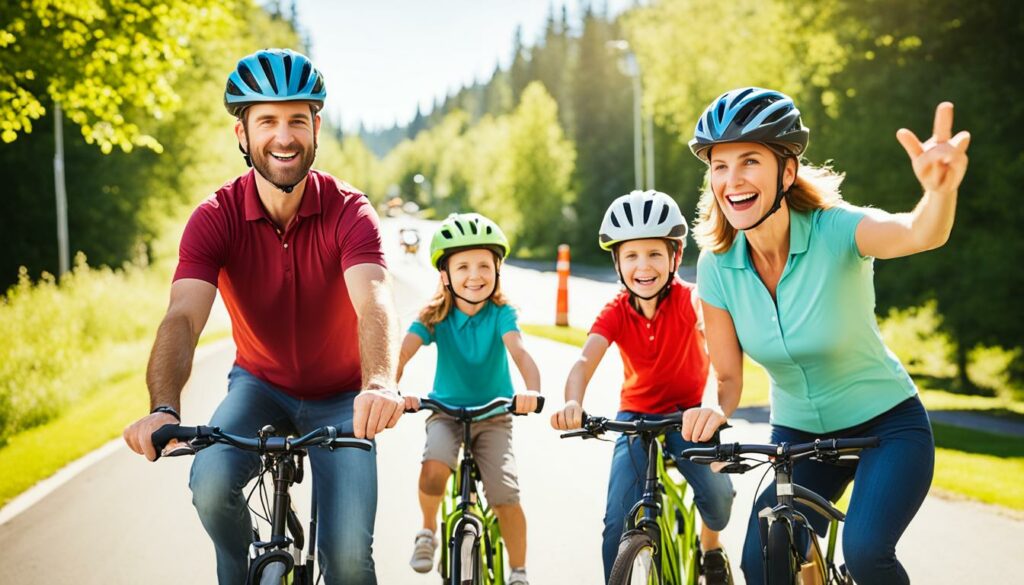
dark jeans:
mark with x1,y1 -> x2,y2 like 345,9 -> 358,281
603,411 -> 735,583
740,397 -> 934,585
189,365 -> 378,585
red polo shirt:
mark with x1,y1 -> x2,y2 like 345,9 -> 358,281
590,279 -> 710,414
173,169 -> 385,398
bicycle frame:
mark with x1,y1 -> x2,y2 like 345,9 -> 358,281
247,449 -> 312,585
622,433 -> 699,585
438,415 -> 504,585
152,424 -> 372,585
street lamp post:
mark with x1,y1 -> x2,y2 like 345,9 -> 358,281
607,40 -> 655,192
53,103 -> 70,276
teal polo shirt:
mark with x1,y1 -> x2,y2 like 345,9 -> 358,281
697,206 -> 917,434
409,302 -> 519,409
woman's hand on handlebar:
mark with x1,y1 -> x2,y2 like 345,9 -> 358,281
550,399 -> 583,431
682,406 -> 728,443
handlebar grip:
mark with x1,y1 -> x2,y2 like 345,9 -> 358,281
510,394 -> 545,415
831,436 -> 880,450
559,429 -> 593,439
151,424 -> 200,461
326,437 -> 374,451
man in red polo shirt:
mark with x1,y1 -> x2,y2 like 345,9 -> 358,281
122,49 -> 401,585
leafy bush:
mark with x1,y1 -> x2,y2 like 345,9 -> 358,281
0,254 -> 165,446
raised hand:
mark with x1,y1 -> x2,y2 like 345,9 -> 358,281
896,102 -> 970,196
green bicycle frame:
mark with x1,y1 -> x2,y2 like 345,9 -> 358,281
625,436 -> 700,585
438,449 -> 505,585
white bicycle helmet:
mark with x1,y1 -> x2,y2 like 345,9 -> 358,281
598,190 -> 688,251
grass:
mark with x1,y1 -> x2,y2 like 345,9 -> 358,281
0,342 -> 150,507
520,323 -> 589,348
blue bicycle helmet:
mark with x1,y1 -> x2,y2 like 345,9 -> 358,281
224,48 -> 326,118
689,87 -> 809,162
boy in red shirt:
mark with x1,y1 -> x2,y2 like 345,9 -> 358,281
551,190 -> 735,584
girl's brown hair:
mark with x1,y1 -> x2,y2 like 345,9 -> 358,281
417,254 -> 509,331
693,160 -> 846,253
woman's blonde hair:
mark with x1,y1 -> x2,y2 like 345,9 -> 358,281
417,254 -> 509,331
693,160 -> 846,253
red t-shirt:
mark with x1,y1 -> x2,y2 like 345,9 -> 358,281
173,169 -> 386,398
590,279 -> 710,414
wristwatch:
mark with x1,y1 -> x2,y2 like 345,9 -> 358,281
151,405 -> 181,422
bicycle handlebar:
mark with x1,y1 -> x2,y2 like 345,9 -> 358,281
405,395 -> 545,419
559,412 -> 730,440
681,436 -> 880,467
150,424 -> 373,461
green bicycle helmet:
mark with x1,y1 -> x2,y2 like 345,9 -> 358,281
429,213 -> 510,269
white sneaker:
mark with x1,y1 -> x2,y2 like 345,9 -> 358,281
409,529 -> 437,573
508,568 -> 529,585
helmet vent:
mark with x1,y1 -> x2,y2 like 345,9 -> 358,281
658,204 -> 670,224
258,56 -> 278,93
469,221 -> 478,235
715,100 -> 726,121
454,221 -> 466,235
283,54 -> 293,85
299,62 -> 312,88
312,77 -> 324,95
240,65 -> 262,93
610,212 -> 621,228
485,226 -> 493,234
622,202 -> 634,225
642,200 -> 653,223
226,81 -> 243,96
441,229 -> 453,239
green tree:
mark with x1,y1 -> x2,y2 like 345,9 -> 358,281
0,0 -> 237,153
501,82 -> 577,255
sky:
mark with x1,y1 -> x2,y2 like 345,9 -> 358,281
293,0 -> 635,130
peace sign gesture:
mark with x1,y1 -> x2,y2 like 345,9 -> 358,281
896,102 -> 970,195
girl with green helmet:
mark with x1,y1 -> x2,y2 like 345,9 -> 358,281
399,213 -> 541,585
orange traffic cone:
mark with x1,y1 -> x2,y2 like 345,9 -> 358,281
556,244 -> 570,327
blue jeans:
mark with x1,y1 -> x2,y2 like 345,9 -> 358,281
740,397 -> 934,585
190,365 -> 378,585
602,412 -> 735,583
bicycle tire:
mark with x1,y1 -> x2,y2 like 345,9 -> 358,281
609,531 -> 661,585
258,559 -> 289,585
765,520 -> 797,585
450,522 -> 482,585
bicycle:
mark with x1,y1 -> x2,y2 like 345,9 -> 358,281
560,413 -> 708,585
407,395 -> 545,585
681,436 -> 879,585
151,423 -> 372,585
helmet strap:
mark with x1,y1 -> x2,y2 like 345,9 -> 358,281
741,155 -> 794,231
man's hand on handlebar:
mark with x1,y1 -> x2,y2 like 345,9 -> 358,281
123,412 -> 181,462
353,387 -> 404,440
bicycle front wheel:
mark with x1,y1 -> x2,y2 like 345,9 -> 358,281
609,531 -> 661,585
450,523 -> 482,585
258,559 -> 289,585
765,520 -> 797,585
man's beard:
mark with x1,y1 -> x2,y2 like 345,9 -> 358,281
250,139 -> 317,192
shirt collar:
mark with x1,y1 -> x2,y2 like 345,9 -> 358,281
243,169 -> 321,222
719,207 -> 812,269
451,302 -> 490,330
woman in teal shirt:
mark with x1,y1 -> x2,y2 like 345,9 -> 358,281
680,88 -> 970,584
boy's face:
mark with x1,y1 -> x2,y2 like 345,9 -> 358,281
617,239 -> 676,296
441,248 -> 498,303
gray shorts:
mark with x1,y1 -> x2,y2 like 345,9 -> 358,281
422,412 -> 520,506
